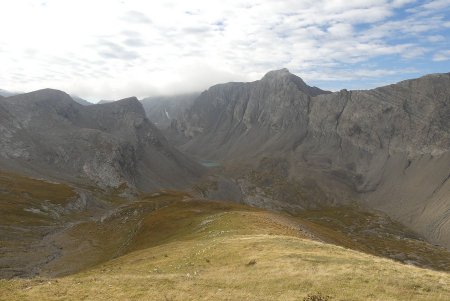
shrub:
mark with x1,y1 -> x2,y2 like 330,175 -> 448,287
303,293 -> 332,301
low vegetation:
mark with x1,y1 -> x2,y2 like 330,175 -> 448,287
0,170 -> 76,226
1,194 -> 449,300
1,233 -> 449,300
0,172 -> 449,300
296,207 -> 450,271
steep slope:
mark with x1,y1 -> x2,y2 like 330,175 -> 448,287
0,170 -> 113,279
0,89 -> 203,191
174,70 -> 450,249
176,68 -> 331,158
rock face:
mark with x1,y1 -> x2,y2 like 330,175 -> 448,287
174,69 -> 450,249
0,89 -> 203,191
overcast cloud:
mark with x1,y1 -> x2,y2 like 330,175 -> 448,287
0,0 -> 449,101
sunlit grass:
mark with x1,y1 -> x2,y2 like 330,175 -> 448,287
1,198 -> 449,301
1,233 -> 449,301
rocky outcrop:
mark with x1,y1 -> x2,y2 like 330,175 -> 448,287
0,89 -> 204,191
174,69 -> 450,249
175,69 -> 330,158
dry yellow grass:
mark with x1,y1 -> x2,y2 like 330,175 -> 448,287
0,170 -> 76,226
0,173 -> 449,300
1,199 -> 449,301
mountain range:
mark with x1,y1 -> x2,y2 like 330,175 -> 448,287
0,70 -> 449,299
0,89 -> 203,192
169,69 -> 450,249
1,70 -> 448,249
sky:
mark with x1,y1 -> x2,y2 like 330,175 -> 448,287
0,0 -> 449,101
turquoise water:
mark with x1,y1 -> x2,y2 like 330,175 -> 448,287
200,161 -> 221,168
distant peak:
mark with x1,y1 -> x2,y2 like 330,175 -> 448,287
32,88 -> 68,96
260,68 -> 330,97
94,96 -> 146,117
262,68 -> 293,80
118,96 -> 139,102
108,96 -> 141,108
6,88 -> 77,105
95,97 -> 140,107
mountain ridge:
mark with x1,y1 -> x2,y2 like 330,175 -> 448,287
171,69 -> 450,249
0,89 -> 204,192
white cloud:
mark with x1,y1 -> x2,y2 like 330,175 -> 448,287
407,0 -> 450,16
428,35 -> 445,42
422,0 -> 450,10
433,50 -> 450,61
0,0 -> 447,100
302,67 -> 417,82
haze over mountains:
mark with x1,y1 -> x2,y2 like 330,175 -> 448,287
0,89 -> 17,98
141,93 -> 200,131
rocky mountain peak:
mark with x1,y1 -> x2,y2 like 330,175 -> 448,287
98,96 -> 141,108
5,88 -> 75,105
261,68 -> 330,97
261,68 -> 292,80
174,71 -> 450,250
93,96 -> 146,119
0,89 -> 204,191
1,89 -> 81,123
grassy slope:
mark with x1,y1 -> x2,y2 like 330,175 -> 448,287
218,162 -> 450,271
296,207 -> 450,271
1,197 -> 449,301
0,171 -> 76,226
0,171 -> 449,300
0,171 -> 80,278
0,171 -> 122,278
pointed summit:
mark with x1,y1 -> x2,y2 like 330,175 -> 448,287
90,96 -> 147,119
261,68 -> 292,80
261,68 -> 330,97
